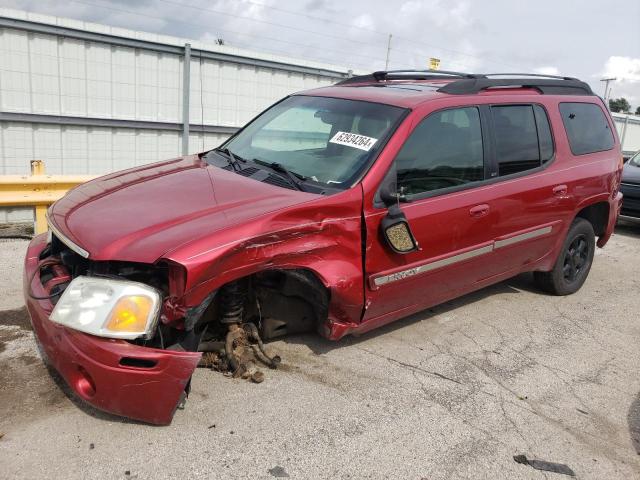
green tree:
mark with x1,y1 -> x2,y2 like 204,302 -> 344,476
636,106 -> 640,115
609,98 -> 631,113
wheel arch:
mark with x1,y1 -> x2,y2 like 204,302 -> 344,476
574,200 -> 610,237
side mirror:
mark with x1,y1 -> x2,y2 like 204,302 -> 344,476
381,202 -> 419,254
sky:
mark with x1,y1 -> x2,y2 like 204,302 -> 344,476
3,0 -> 640,109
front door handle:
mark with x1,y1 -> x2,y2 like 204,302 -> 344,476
469,204 -> 490,218
553,184 -> 568,196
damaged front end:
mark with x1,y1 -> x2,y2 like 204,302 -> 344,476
24,233 -> 201,425
25,229 -> 329,424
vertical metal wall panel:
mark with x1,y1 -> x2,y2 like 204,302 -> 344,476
87,126 -> 113,174
1,28 -> 31,113
158,53 -> 181,123
34,125 -> 62,172
31,34 -> 59,114
112,46 -> 136,119
1,122 -> 33,173
60,38 -> 87,116
86,42 -> 113,118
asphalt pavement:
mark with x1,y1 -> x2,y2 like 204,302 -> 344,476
1,225 -> 639,479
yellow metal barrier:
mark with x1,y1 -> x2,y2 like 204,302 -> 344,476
0,160 -> 96,234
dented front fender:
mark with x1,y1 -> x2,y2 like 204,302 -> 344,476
164,186 -> 366,333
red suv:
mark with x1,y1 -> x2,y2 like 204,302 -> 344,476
24,71 -> 623,424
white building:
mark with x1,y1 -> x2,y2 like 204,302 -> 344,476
0,8 -> 353,222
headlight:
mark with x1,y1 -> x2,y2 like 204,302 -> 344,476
50,276 -> 161,340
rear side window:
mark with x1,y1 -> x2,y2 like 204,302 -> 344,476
395,106 -> 484,195
492,105 -> 553,176
559,103 -> 614,155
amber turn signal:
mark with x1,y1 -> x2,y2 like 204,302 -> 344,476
105,295 -> 154,334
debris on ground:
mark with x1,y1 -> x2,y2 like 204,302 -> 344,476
0,432 -> 4,440
89,443 -> 94,450
268,466 -> 290,478
514,454 -> 575,477
0,222 -> 33,240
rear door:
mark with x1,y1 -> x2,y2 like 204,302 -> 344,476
478,102 -> 571,279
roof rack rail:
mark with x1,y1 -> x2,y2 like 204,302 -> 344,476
482,73 -> 580,81
335,69 -> 478,85
437,75 -> 594,96
334,70 -> 594,96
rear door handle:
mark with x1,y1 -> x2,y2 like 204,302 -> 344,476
469,204 -> 490,218
553,184 -> 568,196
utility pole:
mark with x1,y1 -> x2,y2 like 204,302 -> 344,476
385,34 -> 392,70
600,77 -> 616,102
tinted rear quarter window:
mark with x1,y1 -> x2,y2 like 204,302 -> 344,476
559,102 -> 614,155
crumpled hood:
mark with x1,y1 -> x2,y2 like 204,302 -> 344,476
48,156 -> 316,263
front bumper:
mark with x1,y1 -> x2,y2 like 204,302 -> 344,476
23,234 -> 201,425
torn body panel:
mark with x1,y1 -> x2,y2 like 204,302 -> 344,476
164,185 -> 365,338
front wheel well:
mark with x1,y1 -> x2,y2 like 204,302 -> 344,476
200,269 -> 330,341
575,202 -> 609,237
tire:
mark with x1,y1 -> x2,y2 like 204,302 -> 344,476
534,218 -> 595,296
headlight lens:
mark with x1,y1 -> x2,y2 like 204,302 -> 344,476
50,276 -> 161,339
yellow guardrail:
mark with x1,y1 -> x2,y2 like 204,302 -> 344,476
0,160 -> 96,234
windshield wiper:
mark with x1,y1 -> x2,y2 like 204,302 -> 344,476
214,147 -> 245,172
252,159 -> 307,191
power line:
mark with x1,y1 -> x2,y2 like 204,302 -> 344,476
66,0 -> 377,68
219,0 -> 389,37
150,0 -> 386,48
154,0 -> 528,71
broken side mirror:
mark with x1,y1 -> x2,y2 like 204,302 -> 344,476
379,184 -> 419,254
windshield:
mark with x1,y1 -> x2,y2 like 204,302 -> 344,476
221,95 -> 406,187
630,151 -> 640,167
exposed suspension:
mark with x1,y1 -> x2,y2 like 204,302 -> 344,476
199,280 -> 280,383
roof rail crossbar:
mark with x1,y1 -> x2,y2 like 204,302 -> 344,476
437,77 -> 594,96
335,69 -> 479,85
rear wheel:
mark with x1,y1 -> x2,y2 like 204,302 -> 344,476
534,218 -> 595,296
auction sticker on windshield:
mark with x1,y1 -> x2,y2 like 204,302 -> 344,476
329,131 -> 378,151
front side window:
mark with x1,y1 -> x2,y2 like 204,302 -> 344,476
220,95 -> 406,187
559,102 -> 614,155
492,105 -> 553,176
395,107 -> 484,196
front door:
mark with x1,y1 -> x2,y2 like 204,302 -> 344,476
363,105 -> 498,322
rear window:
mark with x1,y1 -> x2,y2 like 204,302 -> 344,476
559,102 -> 614,155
